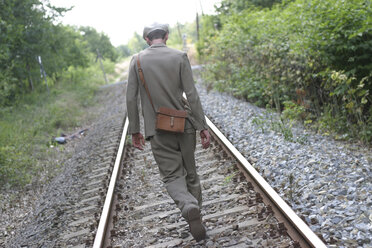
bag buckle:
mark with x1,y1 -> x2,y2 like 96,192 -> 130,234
170,117 -> 174,127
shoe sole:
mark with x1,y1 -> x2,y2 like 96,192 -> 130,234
188,207 -> 206,242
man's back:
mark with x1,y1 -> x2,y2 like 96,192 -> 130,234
139,44 -> 186,112
127,42 -> 207,138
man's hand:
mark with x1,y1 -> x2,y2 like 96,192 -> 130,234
132,133 -> 145,150
200,129 -> 210,149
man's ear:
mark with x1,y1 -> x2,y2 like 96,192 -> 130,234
145,37 -> 151,45
164,33 -> 169,42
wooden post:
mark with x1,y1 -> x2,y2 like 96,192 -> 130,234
37,56 -> 49,95
96,49 -> 108,84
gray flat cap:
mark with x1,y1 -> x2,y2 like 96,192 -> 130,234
143,23 -> 169,40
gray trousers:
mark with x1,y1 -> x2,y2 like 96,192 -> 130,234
150,131 -> 202,219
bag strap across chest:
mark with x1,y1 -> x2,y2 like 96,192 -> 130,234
137,53 -> 156,112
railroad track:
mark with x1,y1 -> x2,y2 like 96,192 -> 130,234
52,116 -> 124,248
83,115 -> 327,248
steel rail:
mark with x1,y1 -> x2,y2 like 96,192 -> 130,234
205,116 -> 327,248
93,116 -> 129,248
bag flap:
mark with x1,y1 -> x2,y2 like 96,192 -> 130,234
157,107 -> 187,118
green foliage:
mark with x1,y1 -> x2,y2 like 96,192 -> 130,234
79,26 -> 118,62
127,32 -> 148,54
196,15 -> 220,59
270,117 -> 294,142
62,53 -> 117,86
252,113 -> 308,144
116,44 -> 131,58
223,172 -> 237,185
199,0 -> 372,143
216,0 -> 282,14
282,101 -> 306,122
42,25 -> 90,81
252,117 -> 266,133
0,0 -> 121,187
0,1 -> 120,108
0,60 -> 109,188
0,143 -> 34,187
0,0 -> 96,106
167,21 -> 198,49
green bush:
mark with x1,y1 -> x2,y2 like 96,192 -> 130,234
199,0 -> 372,143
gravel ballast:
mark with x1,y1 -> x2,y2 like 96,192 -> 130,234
196,81 -> 371,248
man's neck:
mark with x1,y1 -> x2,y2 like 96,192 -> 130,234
150,39 -> 166,45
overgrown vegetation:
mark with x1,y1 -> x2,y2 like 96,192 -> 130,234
0,0 -> 118,106
0,0 -> 195,187
0,59 -> 117,188
0,0 -> 120,188
198,0 -> 372,143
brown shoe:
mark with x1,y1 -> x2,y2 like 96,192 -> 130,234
187,206 -> 206,242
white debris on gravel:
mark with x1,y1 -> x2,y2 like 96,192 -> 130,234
196,83 -> 371,248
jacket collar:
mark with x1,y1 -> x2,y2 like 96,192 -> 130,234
150,43 -> 167,48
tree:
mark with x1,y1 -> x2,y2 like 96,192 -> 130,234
199,0 -> 372,142
127,32 -> 148,54
0,0 -> 100,106
116,45 -> 131,58
43,25 -> 90,81
0,0 -> 69,103
79,26 -> 118,62
216,0 -> 282,14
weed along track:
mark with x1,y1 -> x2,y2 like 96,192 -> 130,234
90,116 -> 326,248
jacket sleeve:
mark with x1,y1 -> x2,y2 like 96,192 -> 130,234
180,53 -> 208,130
126,56 -> 140,134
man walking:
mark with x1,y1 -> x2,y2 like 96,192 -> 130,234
126,23 -> 210,242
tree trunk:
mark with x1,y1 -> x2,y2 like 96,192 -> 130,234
27,62 -> 34,91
